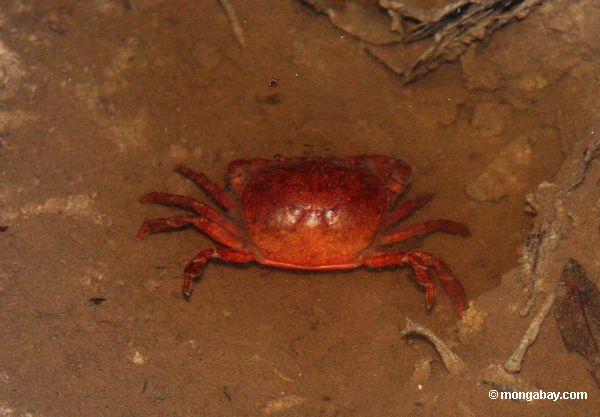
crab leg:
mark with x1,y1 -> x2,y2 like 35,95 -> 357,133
383,194 -> 433,227
380,220 -> 470,246
363,251 -> 466,316
183,247 -> 255,296
137,215 -> 244,250
176,165 -> 236,211
139,192 -> 240,236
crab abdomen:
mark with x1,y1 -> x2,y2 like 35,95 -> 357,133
239,160 -> 389,266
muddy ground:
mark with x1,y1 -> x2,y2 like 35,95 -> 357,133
0,0 -> 599,416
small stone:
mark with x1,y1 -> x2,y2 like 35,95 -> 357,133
144,279 -> 160,292
263,395 -> 306,415
84,269 -> 107,285
515,75 -> 548,92
458,301 -> 488,342
0,371 -> 10,383
410,358 -> 433,386
0,40 -> 25,101
132,351 -> 146,365
0,403 -> 14,416
466,135 -> 532,202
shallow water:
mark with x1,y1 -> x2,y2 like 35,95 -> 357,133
0,0 -> 597,416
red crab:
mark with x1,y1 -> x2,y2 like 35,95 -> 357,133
138,155 -> 470,316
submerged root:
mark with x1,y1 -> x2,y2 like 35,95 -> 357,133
218,0 -> 246,48
401,318 -> 467,375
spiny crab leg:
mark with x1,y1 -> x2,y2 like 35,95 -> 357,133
383,194 -> 433,228
137,214 -> 244,250
139,192 -> 241,236
183,247 -> 255,296
363,250 -> 466,317
380,219 -> 470,246
176,165 -> 236,211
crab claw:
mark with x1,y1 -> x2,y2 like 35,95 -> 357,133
364,251 -> 466,317
408,252 -> 465,317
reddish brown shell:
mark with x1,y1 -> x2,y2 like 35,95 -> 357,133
230,157 -> 409,266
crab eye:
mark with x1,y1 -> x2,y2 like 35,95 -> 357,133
230,173 -> 243,184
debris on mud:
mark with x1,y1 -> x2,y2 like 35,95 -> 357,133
400,312 -> 544,393
218,0 -> 246,48
504,292 -> 555,373
0,39 -> 24,100
299,0 -> 546,82
554,260 -> 600,387
400,121 -> 600,404
1,193 -> 107,226
262,395 -> 306,415
401,318 -> 467,374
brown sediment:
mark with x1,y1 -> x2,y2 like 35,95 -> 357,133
0,0 -> 598,416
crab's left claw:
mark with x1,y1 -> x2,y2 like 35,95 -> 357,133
406,252 -> 465,317
364,251 -> 466,318
433,261 -> 466,318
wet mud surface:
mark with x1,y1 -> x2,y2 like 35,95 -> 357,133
0,0 -> 599,416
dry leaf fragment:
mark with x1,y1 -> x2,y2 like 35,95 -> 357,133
554,259 -> 600,387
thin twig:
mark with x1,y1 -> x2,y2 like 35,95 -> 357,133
218,0 -> 246,48
379,0 -> 545,82
520,221 -> 561,316
482,364 -> 538,398
401,318 -> 467,374
504,293 -> 556,373
568,135 -> 600,191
